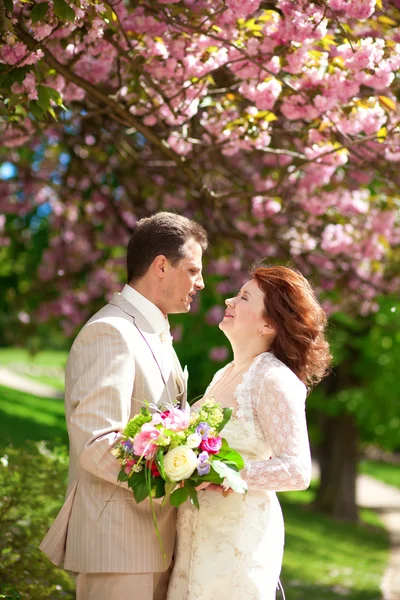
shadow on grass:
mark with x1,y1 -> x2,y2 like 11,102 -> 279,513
0,385 -> 68,448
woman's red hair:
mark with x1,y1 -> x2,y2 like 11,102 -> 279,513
252,266 -> 331,388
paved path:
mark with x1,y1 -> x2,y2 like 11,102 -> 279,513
358,476 -> 400,600
1,371 -> 399,598
0,366 -> 64,399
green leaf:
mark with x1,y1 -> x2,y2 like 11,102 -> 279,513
29,100 -> 44,120
117,469 -> 129,483
0,67 -> 29,90
48,107 -> 57,121
37,86 -> 52,111
129,468 -> 150,503
4,0 -> 13,13
153,476 -> 165,499
169,486 -> 189,507
186,485 -> 199,509
214,444 -> 245,470
7,95 -> 22,110
53,0 -> 75,22
215,407 -> 232,433
155,448 -> 166,480
31,2 -> 49,23
189,467 -> 223,485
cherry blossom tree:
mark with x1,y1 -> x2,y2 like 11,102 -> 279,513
1,0 -> 400,519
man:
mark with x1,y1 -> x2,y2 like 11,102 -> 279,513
40,212 -> 207,599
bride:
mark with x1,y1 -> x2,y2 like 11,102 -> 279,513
167,266 -> 331,600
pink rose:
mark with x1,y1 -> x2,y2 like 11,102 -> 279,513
200,436 -> 222,455
163,407 -> 190,432
133,423 -> 159,458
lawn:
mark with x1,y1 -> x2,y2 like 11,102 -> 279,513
0,347 -> 67,390
0,385 -> 68,448
279,485 -> 388,599
360,459 -> 400,489
0,383 -> 390,600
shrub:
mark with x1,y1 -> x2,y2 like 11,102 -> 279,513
0,442 -> 75,599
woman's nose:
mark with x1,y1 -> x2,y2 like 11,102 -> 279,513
225,297 -> 235,307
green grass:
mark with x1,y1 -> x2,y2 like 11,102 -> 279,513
0,385 -> 67,448
0,347 -> 68,367
22,372 -> 65,390
0,347 -> 67,390
279,484 -> 389,599
0,382 -> 390,599
360,459 -> 400,489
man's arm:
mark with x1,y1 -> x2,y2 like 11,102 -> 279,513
68,319 -> 134,486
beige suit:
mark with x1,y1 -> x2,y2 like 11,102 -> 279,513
40,289 -> 187,597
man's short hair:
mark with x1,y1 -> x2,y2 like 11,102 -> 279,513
126,212 -> 208,283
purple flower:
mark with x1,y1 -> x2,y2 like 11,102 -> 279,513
122,440 -> 133,450
197,451 -> 210,476
196,422 -> 211,440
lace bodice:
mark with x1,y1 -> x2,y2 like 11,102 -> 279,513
204,352 -> 311,493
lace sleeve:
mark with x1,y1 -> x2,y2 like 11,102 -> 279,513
242,367 -> 311,492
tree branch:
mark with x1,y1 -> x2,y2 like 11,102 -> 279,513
14,23 -> 219,204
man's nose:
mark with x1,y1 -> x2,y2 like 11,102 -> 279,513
196,274 -> 205,290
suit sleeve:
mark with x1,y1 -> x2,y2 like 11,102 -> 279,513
67,320 -> 134,487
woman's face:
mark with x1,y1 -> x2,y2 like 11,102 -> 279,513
219,279 -> 269,341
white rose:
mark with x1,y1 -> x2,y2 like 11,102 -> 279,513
186,433 -> 202,449
163,446 -> 198,481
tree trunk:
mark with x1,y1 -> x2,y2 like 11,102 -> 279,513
314,412 -> 359,521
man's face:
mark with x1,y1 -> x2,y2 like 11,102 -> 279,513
162,238 -> 204,314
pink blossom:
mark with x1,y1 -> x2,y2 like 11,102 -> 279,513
133,423 -> 160,458
11,73 -> 38,100
0,42 -> 27,65
252,196 -> 281,218
206,305 -> 225,325
32,23 -> 54,41
281,94 -> 319,121
327,0 -> 376,20
209,347 -> 229,362
239,79 -> 282,111
321,224 -> 356,255
124,459 -> 136,475
225,0 -> 261,19
277,0 -> 327,43
163,407 -> 190,432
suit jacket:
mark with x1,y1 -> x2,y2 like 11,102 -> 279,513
39,292 -> 187,573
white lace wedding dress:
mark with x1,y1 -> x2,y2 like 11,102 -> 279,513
167,352 -> 312,600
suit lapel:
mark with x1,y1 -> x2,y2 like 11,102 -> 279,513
109,292 -> 187,406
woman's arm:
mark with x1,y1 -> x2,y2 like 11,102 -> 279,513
242,368 -> 312,492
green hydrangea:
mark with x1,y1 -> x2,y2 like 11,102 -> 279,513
197,399 -> 224,428
123,408 -> 152,438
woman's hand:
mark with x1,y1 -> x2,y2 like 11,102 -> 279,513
195,482 -> 234,495
195,481 -> 213,491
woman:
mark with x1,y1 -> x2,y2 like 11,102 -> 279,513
167,266 -> 331,600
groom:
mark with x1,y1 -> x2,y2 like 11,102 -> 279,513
40,212 -> 208,600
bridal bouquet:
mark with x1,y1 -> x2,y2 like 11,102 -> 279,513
111,398 -> 247,560
112,398 -> 247,509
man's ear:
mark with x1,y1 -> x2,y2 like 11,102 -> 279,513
153,255 -> 168,278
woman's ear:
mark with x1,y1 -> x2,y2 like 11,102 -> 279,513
262,320 -> 276,335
